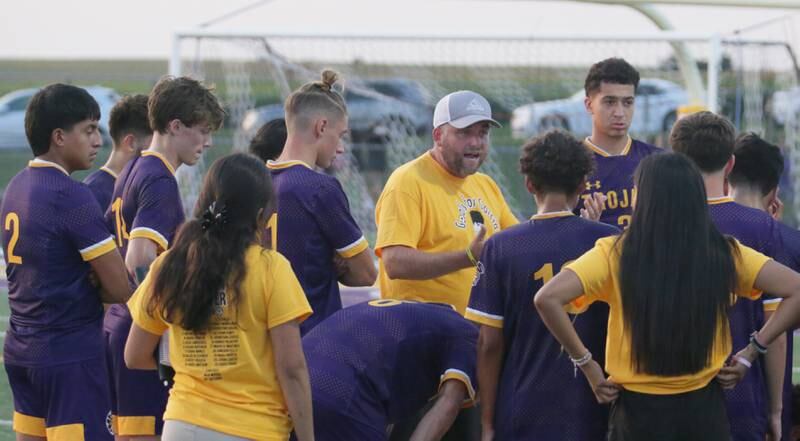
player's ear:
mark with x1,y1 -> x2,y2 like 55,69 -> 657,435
524,175 -> 536,195
584,95 -> 593,114
313,117 -> 327,139
167,119 -> 182,135
51,127 -> 66,148
121,133 -> 136,153
723,155 -> 736,178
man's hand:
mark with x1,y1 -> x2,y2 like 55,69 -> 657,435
580,192 -> 606,222
468,224 -> 487,264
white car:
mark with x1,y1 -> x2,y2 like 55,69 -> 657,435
0,86 -> 120,149
511,78 -> 688,140
769,86 -> 800,126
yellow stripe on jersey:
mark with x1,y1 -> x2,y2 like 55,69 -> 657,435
100,166 -> 119,179
707,196 -> 734,205
763,298 -> 781,312
439,368 -> 477,407
46,423 -> 84,441
79,236 -> 116,261
464,308 -> 503,328
129,227 -> 169,253
583,136 -> 632,157
336,236 -> 368,258
28,158 -> 69,175
266,159 -> 313,170
117,415 -> 156,436
13,411 -> 46,437
530,211 -> 574,221
141,151 -> 176,175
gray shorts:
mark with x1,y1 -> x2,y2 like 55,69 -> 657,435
162,420 -> 253,441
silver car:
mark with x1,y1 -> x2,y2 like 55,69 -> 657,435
511,78 -> 688,140
0,86 -> 120,149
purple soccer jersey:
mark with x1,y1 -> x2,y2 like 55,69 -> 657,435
102,150 -> 183,436
709,197 -> 781,441
575,138 -> 661,228
466,212 -> 619,441
1,160 -> 116,367
302,301 -> 477,436
268,161 -> 367,334
83,167 -> 117,213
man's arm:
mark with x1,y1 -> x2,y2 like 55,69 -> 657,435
125,237 -> 158,277
477,326 -> 504,441
90,249 -> 134,303
409,380 -> 467,441
382,226 -> 485,280
336,248 -> 377,287
124,323 -> 160,370
271,321 -> 315,441
763,309 -> 786,441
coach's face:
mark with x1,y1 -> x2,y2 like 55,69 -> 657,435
433,122 -> 490,177
585,82 -> 635,139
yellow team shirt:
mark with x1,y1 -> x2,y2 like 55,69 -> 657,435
375,151 -> 518,313
566,236 -> 770,395
128,245 -> 312,440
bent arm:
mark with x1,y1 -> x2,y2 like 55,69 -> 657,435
762,310 -> 786,427
477,325 -> 504,440
271,321 -> 314,441
337,248 -> 378,287
751,261 -> 800,348
90,250 -> 133,303
124,323 -> 160,370
381,245 -> 472,280
125,237 -> 159,278
409,379 -> 467,441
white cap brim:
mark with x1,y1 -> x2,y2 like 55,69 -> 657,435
446,114 -> 502,129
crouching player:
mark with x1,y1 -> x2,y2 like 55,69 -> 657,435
1,84 -> 132,440
300,300 -> 477,441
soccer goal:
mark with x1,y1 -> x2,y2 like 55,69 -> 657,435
169,25 -> 800,231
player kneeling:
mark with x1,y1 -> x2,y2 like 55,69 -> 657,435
300,300 -> 477,441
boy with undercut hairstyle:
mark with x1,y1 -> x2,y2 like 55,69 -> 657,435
729,132 -> 799,441
466,129 -> 619,441
671,113 -> 785,441
575,57 -> 661,228
84,94 -> 152,211
267,69 -> 377,335
104,76 -> 224,439
1,83 -> 132,440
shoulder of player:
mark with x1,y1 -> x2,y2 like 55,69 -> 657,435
631,139 -> 663,154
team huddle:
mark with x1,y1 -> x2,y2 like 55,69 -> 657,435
2,57 -> 800,441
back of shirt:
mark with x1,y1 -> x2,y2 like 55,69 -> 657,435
709,198 -> 780,439
83,166 -> 117,213
303,301 -> 477,427
466,213 -> 619,440
1,161 -> 116,367
575,138 -> 660,229
268,161 -> 367,334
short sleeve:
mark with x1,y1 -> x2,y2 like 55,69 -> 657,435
266,253 -> 313,329
64,186 -> 116,261
465,238 -> 504,328
128,255 -> 169,335
439,326 -> 478,406
311,179 -> 367,258
130,177 -> 184,252
564,238 -> 615,308
733,241 -> 771,300
375,187 -> 423,254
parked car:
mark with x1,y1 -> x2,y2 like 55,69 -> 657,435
0,86 -> 120,149
511,78 -> 688,140
769,86 -> 800,126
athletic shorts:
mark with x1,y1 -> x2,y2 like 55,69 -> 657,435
5,358 -> 114,441
608,381 -> 731,441
105,310 -> 169,436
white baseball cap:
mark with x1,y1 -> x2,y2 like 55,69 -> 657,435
433,90 -> 501,129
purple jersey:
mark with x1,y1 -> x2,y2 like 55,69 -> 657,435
575,138 -> 661,228
303,301 -> 477,431
83,167 -> 117,213
708,197 -> 781,441
268,161 -> 367,334
1,159 -> 116,367
466,212 -> 619,440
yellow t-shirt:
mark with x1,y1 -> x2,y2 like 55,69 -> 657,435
566,236 -> 770,395
375,151 -> 518,313
128,245 -> 312,440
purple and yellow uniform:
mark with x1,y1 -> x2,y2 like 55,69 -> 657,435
708,196 -> 781,441
103,151 -> 184,437
575,137 -> 660,228
302,300 -> 477,441
83,166 -> 117,212
267,160 -> 368,334
1,159 -> 117,440
466,212 -> 619,440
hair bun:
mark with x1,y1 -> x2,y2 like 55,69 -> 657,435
320,69 -> 340,91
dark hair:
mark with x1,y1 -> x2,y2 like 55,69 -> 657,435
584,58 -> 640,97
25,84 -> 100,156
109,94 -> 151,146
729,132 -> 784,196
619,153 -> 737,375
149,153 -> 273,332
148,76 -> 225,135
670,111 -> 736,173
249,118 -> 287,162
519,129 -> 595,196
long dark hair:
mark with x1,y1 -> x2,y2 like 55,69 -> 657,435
149,153 -> 273,332
619,153 -> 737,376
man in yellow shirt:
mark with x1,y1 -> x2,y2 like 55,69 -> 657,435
375,90 -> 518,314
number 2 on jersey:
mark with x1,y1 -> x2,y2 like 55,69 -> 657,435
111,197 -> 130,247
4,212 -> 22,264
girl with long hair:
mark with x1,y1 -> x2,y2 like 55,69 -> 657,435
535,152 -> 800,441
124,153 -> 314,441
